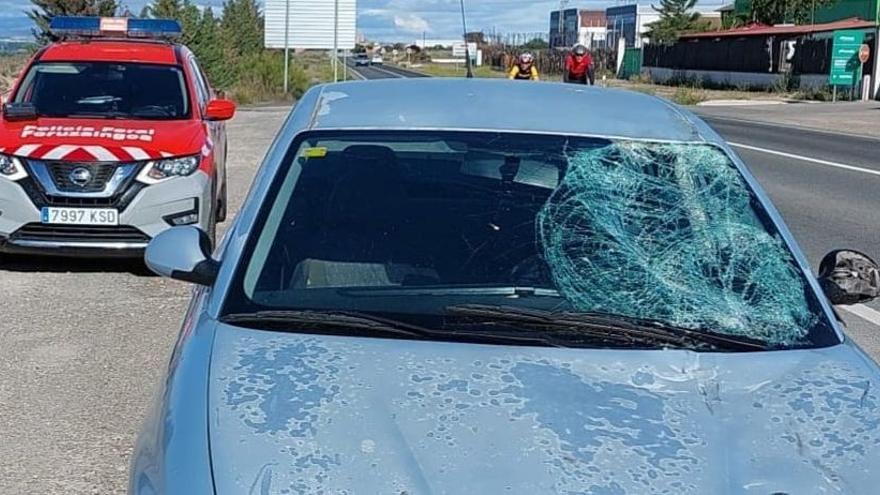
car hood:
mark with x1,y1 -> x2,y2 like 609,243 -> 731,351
209,323 -> 880,494
0,117 -> 205,162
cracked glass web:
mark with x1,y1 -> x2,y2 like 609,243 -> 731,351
537,142 -> 816,345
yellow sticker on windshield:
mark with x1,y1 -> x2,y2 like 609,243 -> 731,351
303,147 -> 328,158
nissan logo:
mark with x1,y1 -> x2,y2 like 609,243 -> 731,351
69,167 -> 92,187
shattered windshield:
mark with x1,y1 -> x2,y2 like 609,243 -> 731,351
223,131 -> 836,349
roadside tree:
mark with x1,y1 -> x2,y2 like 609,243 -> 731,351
28,0 -> 118,42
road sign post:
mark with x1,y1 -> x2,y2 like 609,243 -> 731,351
829,30 -> 865,101
858,43 -> 870,100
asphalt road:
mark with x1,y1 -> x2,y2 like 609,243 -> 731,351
1,74 -> 878,494
348,62 -> 428,80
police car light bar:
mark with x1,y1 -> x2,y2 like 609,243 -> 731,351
49,17 -> 182,39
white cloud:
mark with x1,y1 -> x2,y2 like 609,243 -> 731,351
393,13 -> 430,33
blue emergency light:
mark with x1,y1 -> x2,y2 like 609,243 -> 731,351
49,16 -> 182,39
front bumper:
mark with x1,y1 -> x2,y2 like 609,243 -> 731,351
0,171 -> 212,258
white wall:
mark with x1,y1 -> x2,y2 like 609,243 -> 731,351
579,26 -> 607,48
635,10 -> 660,48
645,66 -> 829,91
264,0 -> 357,50
415,40 -> 463,49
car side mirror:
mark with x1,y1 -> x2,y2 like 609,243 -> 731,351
204,99 -> 236,121
818,250 -> 880,305
3,102 -> 37,121
145,226 -> 219,286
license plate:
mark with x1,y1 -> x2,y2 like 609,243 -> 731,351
41,207 -> 119,226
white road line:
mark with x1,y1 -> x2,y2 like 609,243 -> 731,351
728,142 -> 880,177
368,65 -> 407,78
705,115 -> 880,142
841,304 -> 880,326
347,66 -> 366,80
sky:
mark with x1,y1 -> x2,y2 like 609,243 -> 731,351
2,0 -> 726,42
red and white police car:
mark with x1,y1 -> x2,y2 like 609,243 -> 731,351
0,17 -> 234,257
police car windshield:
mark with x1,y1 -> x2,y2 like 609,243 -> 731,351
14,62 -> 189,120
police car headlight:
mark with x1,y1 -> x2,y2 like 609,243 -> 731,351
0,154 -> 27,181
137,156 -> 200,184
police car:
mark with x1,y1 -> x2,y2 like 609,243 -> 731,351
0,17 -> 235,258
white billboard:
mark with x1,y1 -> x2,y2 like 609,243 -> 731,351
265,0 -> 357,50
451,42 -> 477,58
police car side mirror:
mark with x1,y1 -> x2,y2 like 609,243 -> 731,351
3,102 -> 37,122
818,249 -> 880,306
204,99 -> 236,121
145,226 -> 218,286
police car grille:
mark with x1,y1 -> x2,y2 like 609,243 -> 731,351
18,177 -> 146,210
12,224 -> 151,244
48,162 -> 118,192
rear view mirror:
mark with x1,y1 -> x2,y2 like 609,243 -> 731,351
145,226 -> 218,286
818,250 -> 880,305
3,102 -> 37,121
204,99 -> 236,121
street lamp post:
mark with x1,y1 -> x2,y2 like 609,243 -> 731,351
459,0 -> 474,78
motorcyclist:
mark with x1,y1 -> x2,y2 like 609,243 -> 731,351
564,44 -> 595,85
508,53 -> 540,81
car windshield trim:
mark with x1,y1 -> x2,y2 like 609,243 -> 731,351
221,130 -> 839,350
12,61 -> 192,121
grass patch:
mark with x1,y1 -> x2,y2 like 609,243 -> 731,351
671,86 -> 708,105
227,51 -> 343,105
0,54 -> 28,96
411,63 -> 506,79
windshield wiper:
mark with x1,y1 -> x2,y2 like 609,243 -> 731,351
220,310 -> 569,348
63,112 -> 129,120
445,305 -> 769,352
338,286 -> 562,298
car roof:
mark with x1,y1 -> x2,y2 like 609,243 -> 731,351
40,40 -> 179,65
300,78 -> 715,143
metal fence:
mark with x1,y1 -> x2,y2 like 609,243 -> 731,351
644,38 -> 772,73
482,45 -> 617,76
644,33 -> 875,77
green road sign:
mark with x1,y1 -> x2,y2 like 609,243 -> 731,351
829,30 -> 865,86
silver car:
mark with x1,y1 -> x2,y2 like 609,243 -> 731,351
130,79 -> 880,494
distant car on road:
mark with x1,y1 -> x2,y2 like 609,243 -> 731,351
354,54 -> 370,66
131,79 -> 880,494
0,17 -> 235,259
371,54 -> 384,65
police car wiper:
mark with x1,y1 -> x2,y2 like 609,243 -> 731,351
64,112 -> 128,120
445,305 -> 769,352
220,310 -> 569,347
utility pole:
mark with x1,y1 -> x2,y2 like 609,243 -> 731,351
459,0 -> 474,78
333,0 -> 339,82
283,0 -> 290,93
